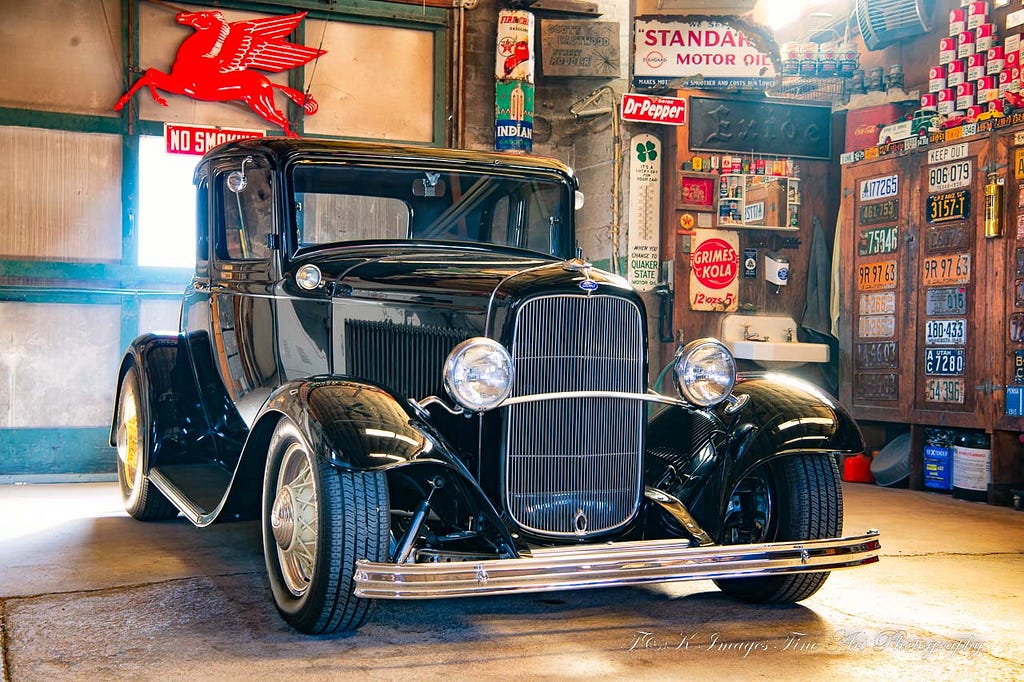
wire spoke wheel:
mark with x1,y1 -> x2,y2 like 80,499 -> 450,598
114,366 -> 178,521
263,418 -> 390,634
271,442 -> 320,596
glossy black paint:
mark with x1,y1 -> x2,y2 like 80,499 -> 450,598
112,138 -> 865,553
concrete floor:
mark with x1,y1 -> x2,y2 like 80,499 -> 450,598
0,482 -> 1021,681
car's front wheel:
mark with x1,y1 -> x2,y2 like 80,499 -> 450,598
262,418 -> 389,634
713,453 -> 843,603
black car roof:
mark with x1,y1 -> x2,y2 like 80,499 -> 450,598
200,138 -> 577,183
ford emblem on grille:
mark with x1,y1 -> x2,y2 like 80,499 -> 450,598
579,279 -> 598,292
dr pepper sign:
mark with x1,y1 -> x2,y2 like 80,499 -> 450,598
689,229 -> 739,312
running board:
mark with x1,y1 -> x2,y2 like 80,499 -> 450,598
354,531 -> 881,599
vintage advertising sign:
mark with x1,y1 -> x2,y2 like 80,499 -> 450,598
627,133 -> 661,292
621,93 -> 686,125
164,124 -> 263,156
540,20 -> 619,78
688,96 -> 830,160
633,18 -> 777,90
927,160 -> 972,192
860,174 -> 899,202
115,12 -> 324,138
496,10 -> 535,82
858,259 -> 898,291
689,229 -> 738,311
927,142 -> 969,165
922,253 -> 971,286
495,81 -> 534,154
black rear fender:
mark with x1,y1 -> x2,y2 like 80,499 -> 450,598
109,333 -> 214,466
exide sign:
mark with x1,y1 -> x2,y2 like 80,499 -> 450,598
621,93 -> 687,125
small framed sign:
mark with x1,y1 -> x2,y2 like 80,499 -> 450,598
678,172 -> 717,211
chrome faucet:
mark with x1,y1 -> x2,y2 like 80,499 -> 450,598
742,324 -> 768,342
784,328 -> 794,342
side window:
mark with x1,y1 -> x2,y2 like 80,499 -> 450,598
216,162 -> 274,261
195,174 -> 209,276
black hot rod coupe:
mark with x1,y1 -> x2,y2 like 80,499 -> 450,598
111,139 -> 879,634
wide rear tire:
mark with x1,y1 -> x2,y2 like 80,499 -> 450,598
713,454 -> 843,603
114,366 -> 179,521
262,419 -> 390,634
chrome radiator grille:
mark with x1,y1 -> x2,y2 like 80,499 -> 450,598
504,294 -> 645,538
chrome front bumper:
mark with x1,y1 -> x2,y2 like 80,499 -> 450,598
353,530 -> 881,599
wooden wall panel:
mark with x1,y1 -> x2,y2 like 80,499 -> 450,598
0,0 -> 123,116
0,127 -> 122,262
302,20 -> 435,142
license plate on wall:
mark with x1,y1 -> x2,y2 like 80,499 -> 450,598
927,160 -> 972,192
922,253 -> 971,286
924,347 -> 966,375
924,377 -> 965,403
858,226 -> 899,256
926,190 -> 970,223
859,315 -> 896,338
926,287 -> 967,315
858,260 -> 898,291
925,318 -> 967,345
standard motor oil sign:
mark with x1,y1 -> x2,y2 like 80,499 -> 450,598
689,229 -> 739,311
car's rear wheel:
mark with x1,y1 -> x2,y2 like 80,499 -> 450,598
115,366 -> 178,521
262,418 -> 389,634
713,454 -> 843,603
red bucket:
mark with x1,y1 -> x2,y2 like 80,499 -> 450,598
843,453 -> 875,484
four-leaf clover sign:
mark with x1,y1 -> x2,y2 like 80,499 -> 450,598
636,140 -> 657,163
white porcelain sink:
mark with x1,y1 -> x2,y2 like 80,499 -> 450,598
720,314 -> 829,369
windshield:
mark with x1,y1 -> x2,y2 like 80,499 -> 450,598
289,161 -> 574,259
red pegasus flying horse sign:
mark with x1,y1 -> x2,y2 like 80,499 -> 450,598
114,11 -> 325,137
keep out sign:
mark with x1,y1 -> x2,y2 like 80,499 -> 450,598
689,229 -> 739,311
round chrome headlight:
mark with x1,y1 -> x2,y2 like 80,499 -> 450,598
673,338 -> 736,407
295,264 -> 322,290
443,338 -> 514,412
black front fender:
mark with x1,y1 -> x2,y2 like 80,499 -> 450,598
646,373 -> 863,541
724,373 -> 865,483
245,377 -> 515,552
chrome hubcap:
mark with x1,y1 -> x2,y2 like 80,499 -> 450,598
274,443 -> 318,597
271,486 -> 296,550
